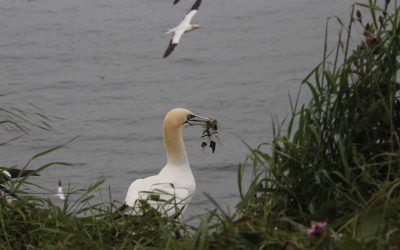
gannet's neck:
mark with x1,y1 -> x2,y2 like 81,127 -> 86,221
163,124 -> 189,166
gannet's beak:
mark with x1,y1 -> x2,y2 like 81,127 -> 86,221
184,113 -> 210,126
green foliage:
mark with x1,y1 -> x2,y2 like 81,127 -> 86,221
0,177 -> 193,249
217,0 -> 400,248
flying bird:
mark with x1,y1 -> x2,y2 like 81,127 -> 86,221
163,0 -> 202,58
119,108 -> 212,218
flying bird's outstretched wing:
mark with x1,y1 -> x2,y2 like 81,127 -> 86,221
163,40 -> 178,58
190,0 -> 202,11
174,0 -> 201,8
163,29 -> 185,58
182,0 -> 201,25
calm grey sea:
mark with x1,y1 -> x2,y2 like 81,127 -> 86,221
0,0 -> 354,217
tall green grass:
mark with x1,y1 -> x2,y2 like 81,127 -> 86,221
1,1 -> 400,249
224,0 -> 400,248
187,0 -> 400,249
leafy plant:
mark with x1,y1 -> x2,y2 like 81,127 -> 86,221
229,0 -> 400,248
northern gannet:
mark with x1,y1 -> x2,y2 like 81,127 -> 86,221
0,168 -> 38,179
0,168 -> 39,203
163,0 -> 202,58
120,108 -> 212,218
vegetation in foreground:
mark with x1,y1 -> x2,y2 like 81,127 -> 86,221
1,1 -> 400,249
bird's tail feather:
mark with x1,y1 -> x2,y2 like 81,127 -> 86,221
165,28 -> 176,35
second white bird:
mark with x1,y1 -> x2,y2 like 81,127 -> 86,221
163,0 -> 202,58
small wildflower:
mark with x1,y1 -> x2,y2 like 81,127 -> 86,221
364,34 -> 374,43
307,221 -> 327,236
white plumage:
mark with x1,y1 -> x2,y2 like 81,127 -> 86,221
122,108 -> 211,218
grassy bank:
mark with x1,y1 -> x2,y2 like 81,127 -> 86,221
1,0 -> 400,249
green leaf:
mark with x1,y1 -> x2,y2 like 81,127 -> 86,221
355,207 -> 384,241
340,237 -> 366,250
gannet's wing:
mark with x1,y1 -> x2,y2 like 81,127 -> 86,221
1,169 -> 39,179
0,168 -> 39,203
144,183 -> 191,218
190,0 -> 202,11
182,0 -> 202,25
182,10 -> 197,26
0,168 -> 39,185
124,177 -> 151,207
163,40 -> 177,58
163,29 -> 185,58
123,180 -> 192,217
174,0 -> 200,7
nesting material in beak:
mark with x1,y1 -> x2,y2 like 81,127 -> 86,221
200,118 -> 218,153
183,112 -> 219,153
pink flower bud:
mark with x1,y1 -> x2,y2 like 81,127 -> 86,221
307,221 -> 327,236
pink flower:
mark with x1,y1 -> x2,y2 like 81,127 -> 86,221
364,34 -> 375,43
307,221 -> 327,236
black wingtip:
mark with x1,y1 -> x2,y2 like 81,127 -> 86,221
190,0 -> 202,11
163,42 -> 178,58
58,180 -> 62,186
173,0 -> 180,5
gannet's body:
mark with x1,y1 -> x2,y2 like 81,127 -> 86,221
122,108 -> 211,218
163,0 -> 202,58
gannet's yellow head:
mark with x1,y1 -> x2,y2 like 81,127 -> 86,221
192,24 -> 201,29
163,108 -> 212,164
188,24 -> 201,32
164,108 -> 210,130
